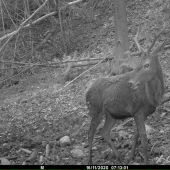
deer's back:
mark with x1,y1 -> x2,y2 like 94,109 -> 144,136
85,72 -> 132,113
103,76 -> 156,119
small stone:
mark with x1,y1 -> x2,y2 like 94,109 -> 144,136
130,162 -> 140,165
0,158 -> 11,165
92,146 -> 97,150
160,130 -> 164,133
2,143 -> 8,147
71,148 -> 84,158
59,136 -> 71,147
82,142 -> 86,146
145,124 -> 153,138
77,162 -> 82,165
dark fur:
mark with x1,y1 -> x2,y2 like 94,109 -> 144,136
86,53 -> 164,164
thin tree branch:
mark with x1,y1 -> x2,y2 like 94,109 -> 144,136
54,55 -> 109,93
162,96 -> 170,105
148,22 -> 166,54
0,0 -> 83,43
0,0 -> 49,43
0,56 -> 114,67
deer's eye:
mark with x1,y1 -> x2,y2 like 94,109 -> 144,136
144,63 -> 149,68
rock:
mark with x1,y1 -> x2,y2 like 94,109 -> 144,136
71,148 -> 85,158
92,146 -> 97,150
145,124 -> 153,138
130,162 -> 140,165
59,136 -> 71,147
0,158 -> 11,165
2,143 -> 8,147
160,129 -> 164,134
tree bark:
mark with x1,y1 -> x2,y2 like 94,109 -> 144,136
112,0 -> 129,74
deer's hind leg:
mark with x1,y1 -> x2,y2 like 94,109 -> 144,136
100,110 -> 123,162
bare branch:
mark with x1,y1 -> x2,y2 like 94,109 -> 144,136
55,55 -> 109,93
0,56 -> 114,68
162,96 -> 170,105
148,21 -> 166,54
0,0 -> 49,45
152,39 -> 168,55
68,0 -> 83,5
0,0 -> 83,43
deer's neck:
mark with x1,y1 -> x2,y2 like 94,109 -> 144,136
145,69 -> 164,106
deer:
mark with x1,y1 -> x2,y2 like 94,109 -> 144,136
85,24 -> 168,165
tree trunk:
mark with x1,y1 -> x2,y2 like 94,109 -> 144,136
111,0 -> 129,74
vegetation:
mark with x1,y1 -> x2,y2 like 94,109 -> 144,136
0,0 -> 170,165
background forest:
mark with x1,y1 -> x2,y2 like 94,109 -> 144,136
0,0 -> 170,165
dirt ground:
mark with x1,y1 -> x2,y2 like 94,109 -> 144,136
0,0 -> 170,165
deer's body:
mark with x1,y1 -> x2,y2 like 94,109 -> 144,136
86,72 -> 154,119
87,57 -> 164,118
86,24 -> 167,165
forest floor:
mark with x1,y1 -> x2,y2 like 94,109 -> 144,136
0,0 -> 170,165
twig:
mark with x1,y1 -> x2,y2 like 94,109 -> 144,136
27,11 -> 56,26
0,57 -> 114,67
68,0 -> 82,5
148,21 -> 166,54
0,0 -> 49,43
150,141 -> 159,155
0,0 -> 83,43
162,96 -> 170,104
54,55 -> 111,93
112,118 -> 133,131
